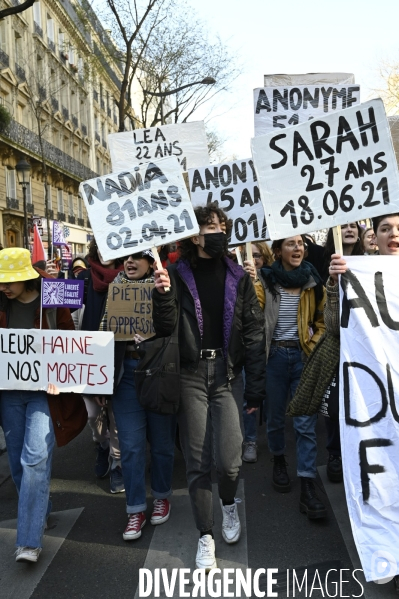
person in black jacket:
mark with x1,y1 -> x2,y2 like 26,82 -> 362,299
152,203 -> 266,572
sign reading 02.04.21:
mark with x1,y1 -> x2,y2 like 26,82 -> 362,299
79,156 -> 199,262
251,98 -> 399,240
188,158 -> 268,245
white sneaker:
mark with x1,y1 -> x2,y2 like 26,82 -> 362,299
15,547 -> 41,563
195,535 -> 217,572
220,499 -> 241,544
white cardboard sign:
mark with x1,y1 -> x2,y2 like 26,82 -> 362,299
79,156 -> 199,261
251,99 -> 399,240
188,158 -> 268,244
339,256 -> 399,582
254,84 -> 360,137
108,122 -> 209,173
0,330 -> 114,393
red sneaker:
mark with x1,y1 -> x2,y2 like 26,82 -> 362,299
150,499 -> 171,525
123,512 -> 146,541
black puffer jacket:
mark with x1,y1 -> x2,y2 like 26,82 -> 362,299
152,257 -> 266,408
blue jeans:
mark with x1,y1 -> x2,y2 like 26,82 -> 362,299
0,390 -> 54,548
265,346 -> 317,478
112,359 -> 177,514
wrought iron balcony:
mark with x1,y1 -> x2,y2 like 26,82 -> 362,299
48,209 -> 54,219
34,22 -> 43,38
93,90 -> 98,102
78,217 -> 85,227
27,203 -> 34,214
6,197 -> 19,210
1,120 -> 98,182
62,106 -> 69,121
59,51 -> 67,64
72,115 -> 78,129
81,124 -> 87,136
0,49 -> 9,68
57,212 -> 66,221
51,97 -> 59,112
15,62 -> 26,81
95,131 -> 100,143
68,215 -> 76,224
48,40 -> 56,54
102,138 -> 107,149
38,84 -> 46,102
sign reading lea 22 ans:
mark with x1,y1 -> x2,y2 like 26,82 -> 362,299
108,121 -> 209,173
79,156 -> 199,262
251,98 -> 399,240
254,84 -> 360,137
339,257 -> 399,582
0,330 -> 114,394
188,158 -> 268,245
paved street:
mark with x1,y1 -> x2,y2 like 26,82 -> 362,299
0,419 -> 397,599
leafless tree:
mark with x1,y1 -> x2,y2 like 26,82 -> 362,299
375,59 -> 399,114
0,0 -> 36,20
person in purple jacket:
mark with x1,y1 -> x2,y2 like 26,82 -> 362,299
152,203 -> 266,572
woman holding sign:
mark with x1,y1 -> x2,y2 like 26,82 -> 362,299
257,235 -> 327,519
99,250 -> 177,542
0,248 -> 74,564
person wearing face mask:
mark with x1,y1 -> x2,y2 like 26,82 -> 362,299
99,251 -> 177,542
152,202 -> 266,571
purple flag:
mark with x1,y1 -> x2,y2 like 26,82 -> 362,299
52,220 -> 67,246
41,279 -> 84,309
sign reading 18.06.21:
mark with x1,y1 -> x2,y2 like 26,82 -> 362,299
251,99 -> 399,240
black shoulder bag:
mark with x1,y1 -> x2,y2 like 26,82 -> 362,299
134,290 -> 180,415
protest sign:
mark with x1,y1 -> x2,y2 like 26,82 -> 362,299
42,279 -> 84,309
188,158 -> 268,244
339,256 -> 399,582
254,84 -> 360,137
107,282 -> 154,340
0,330 -> 114,394
79,156 -> 199,262
108,122 -> 209,173
263,72 -> 356,86
52,221 -> 68,246
251,98 -> 399,240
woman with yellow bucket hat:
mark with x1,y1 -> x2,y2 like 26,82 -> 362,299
0,247 -> 74,563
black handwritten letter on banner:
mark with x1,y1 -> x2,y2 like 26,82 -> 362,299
339,256 -> 399,582
251,99 -> 399,240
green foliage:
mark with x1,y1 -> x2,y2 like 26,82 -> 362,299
0,104 -> 11,132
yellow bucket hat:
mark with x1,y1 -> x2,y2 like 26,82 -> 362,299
0,248 -> 40,283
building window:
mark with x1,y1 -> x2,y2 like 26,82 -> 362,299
68,192 -> 74,216
33,1 -> 42,26
6,168 -> 17,199
57,188 -> 63,212
47,16 -> 54,42
25,178 -> 32,204
69,44 -> 75,66
78,195 -> 83,219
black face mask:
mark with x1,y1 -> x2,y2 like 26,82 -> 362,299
201,232 -> 227,259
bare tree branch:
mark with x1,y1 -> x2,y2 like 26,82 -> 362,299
0,0 -> 36,20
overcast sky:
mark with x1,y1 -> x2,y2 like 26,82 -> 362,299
186,0 -> 399,159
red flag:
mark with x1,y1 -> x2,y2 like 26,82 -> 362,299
32,224 -> 46,263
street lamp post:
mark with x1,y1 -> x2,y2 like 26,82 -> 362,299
15,158 -> 31,250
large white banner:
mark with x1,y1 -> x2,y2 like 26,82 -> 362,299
188,158 -> 268,244
340,256 -> 399,582
0,330 -> 114,394
79,156 -> 199,261
254,84 -> 360,137
108,122 -> 209,173
251,98 -> 399,240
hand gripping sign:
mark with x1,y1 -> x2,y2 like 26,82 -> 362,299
251,98 -> 399,240
79,156 -> 199,262
188,158 -> 268,245
108,121 -> 209,173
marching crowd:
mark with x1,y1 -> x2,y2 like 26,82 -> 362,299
0,203 -> 398,590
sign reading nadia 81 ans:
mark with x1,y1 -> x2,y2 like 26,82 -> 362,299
251,98 -> 399,240
79,156 -> 199,261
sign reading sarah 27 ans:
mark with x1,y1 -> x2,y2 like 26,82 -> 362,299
339,257 -> 399,582
254,84 -> 360,136
108,122 -> 209,173
79,156 -> 199,262
188,159 -> 268,244
251,99 -> 399,240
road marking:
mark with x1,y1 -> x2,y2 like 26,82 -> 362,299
0,508 -> 84,599
134,480 -> 248,598
319,465 -> 398,599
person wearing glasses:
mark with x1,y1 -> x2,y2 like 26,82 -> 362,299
99,251 -> 176,542
257,235 -> 327,519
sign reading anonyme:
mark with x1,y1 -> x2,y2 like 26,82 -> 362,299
251,99 -> 399,240
79,156 -> 199,261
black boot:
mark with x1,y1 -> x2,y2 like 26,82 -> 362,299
326,454 -> 343,483
299,478 -> 327,519
272,455 -> 290,493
